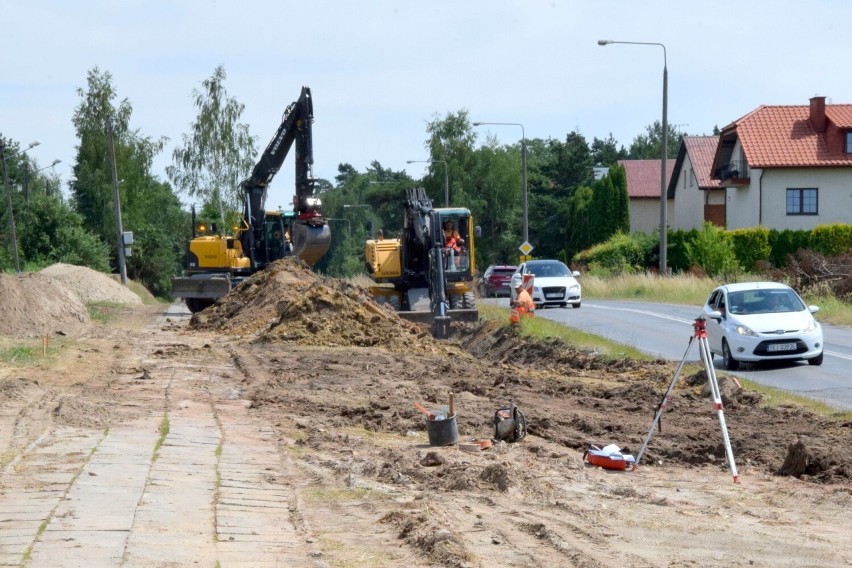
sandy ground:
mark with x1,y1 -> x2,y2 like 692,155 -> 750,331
0,258 -> 850,567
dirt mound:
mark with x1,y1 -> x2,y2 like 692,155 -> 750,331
41,263 -> 142,305
191,257 -> 448,353
0,272 -> 90,337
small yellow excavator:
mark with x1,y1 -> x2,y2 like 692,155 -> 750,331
172,86 -> 330,312
364,187 -> 479,338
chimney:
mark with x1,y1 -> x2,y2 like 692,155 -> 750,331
809,96 -> 826,133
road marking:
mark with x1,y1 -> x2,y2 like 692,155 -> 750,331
585,303 -> 694,325
823,349 -> 852,362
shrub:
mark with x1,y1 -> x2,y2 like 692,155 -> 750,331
573,233 -> 644,275
809,224 -> 852,257
768,228 -> 810,267
730,226 -> 771,271
684,222 -> 740,279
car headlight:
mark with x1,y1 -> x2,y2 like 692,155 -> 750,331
735,325 -> 757,337
803,319 -> 818,333
533,287 -> 541,294
569,284 -> 580,292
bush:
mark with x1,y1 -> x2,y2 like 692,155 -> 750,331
809,224 -> 852,257
730,226 -> 771,271
574,233 -> 645,275
768,228 -> 810,267
684,222 -> 740,279
667,228 -> 699,273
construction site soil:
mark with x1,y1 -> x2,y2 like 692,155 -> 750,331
0,257 -> 850,567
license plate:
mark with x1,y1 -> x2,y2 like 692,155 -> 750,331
545,293 -> 562,299
767,343 -> 797,352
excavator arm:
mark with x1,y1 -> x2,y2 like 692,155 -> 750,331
240,86 -> 329,268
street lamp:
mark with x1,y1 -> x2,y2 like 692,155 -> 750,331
406,159 -> 448,207
472,121 -> 528,246
0,140 -> 40,272
27,159 -> 62,201
598,39 -> 668,275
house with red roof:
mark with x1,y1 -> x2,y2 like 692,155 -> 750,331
710,96 -> 852,230
668,135 -> 724,229
617,159 -> 675,234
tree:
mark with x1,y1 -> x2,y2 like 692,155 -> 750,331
166,65 -> 256,228
628,120 -> 684,159
590,133 -> 627,167
70,67 -> 184,296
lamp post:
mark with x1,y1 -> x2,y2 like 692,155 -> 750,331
1,140 -> 40,272
406,159 -> 448,207
472,121 -> 528,246
27,159 -> 62,201
343,204 -> 373,237
598,39 -> 668,275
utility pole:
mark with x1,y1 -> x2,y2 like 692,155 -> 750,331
0,142 -> 21,272
106,116 -> 128,286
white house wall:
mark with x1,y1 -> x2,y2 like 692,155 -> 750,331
672,153 -> 704,230
630,198 -> 673,234
725,167 -> 852,229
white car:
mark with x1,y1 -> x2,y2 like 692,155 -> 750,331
702,282 -> 823,370
510,259 -> 581,309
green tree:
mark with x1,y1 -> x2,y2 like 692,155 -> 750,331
16,192 -> 110,272
70,67 -> 184,296
166,65 -> 256,228
590,133 -> 627,166
628,121 -> 684,159
685,222 -> 740,278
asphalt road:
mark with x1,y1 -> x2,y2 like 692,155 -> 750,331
484,297 -> 852,411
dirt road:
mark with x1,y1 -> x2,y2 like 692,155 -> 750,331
0,260 -> 850,567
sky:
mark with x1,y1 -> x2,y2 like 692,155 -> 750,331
3,0 -> 850,210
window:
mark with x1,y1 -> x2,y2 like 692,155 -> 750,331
689,168 -> 695,187
846,132 -> 852,154
786,188 -> 818,215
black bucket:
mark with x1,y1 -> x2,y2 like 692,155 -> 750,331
425,414 -> 459,446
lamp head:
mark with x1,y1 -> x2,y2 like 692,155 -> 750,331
597,40 -> 612,46
51,159 -> 61,166
472,122 -> 482,126
27,141 -> 41,149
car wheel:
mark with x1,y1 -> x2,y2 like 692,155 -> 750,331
572,302 -> 581,309
808,352 -> 824,366
722,340 -> 739,371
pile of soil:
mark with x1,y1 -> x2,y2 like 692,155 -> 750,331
0,272 -> 90,337
192,257 -> 449,354
41,263 -> 142,305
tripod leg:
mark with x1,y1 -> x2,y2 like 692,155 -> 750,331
699,337 -> 740,483
634,335 -> 695,468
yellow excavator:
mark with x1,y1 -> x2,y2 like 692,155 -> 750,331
172,86 -> 330,312
364,187 -> 479,338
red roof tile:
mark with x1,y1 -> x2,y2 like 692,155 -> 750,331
729,104 -> 852,168
618,159 -> 676,198
682,136 -> 722,189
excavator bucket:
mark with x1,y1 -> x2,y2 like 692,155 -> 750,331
171,274 -> 233,300
291,221 -> 331,267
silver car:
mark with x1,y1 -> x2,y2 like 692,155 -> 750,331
702,282 -> 823,370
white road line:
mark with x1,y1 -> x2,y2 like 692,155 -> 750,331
823,349 -> 852,362
584,302 -> 694,325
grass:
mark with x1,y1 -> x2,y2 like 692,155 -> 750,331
738,378 -> 852,420
580,272 -> 852,326
0,344 -> 37,363
477,304 -> 651,360
152,413 -> 170,461
86,301 -> 123,324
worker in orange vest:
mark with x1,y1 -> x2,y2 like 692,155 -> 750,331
510,281 -> 535,324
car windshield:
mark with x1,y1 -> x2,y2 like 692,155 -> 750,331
493,269 -> 515,276
528,262 -> 570,277
726,289 -> 805,315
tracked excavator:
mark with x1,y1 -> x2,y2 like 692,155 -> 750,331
172,86 -> 331,313
364,187 -> 479,339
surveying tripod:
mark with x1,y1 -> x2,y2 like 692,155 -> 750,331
634,316 -> 740,483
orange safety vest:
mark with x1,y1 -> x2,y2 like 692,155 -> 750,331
510,289 -> 535,324
444,229 -> 462,252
